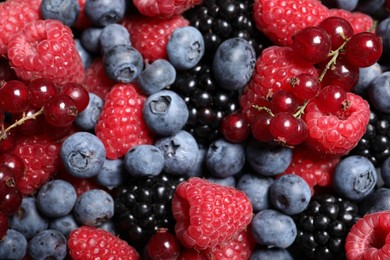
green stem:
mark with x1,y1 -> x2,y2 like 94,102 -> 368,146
318,39 -> 348,82
252,105 -> 275,117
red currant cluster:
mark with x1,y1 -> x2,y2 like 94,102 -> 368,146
242,16 -> 383,147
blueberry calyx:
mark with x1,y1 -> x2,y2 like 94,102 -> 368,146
353,170 -> 376,193
150,96 -> 172,115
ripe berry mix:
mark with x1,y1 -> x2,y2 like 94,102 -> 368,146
1,0 -> 390,259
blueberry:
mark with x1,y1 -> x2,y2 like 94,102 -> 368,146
382,156 -> 390,187
40,0 -> 80,27
335,0 -> 358,11
356,0 -> 388,20
237,173 -> 274,212
9,197 -> 49,240
213,37 -> 256,91
28,229 -> 67,260
251,209 -> 297,248
205,138 -> 245,178
99,23 -> 131,54
96,158 -> 127,189
74,92 -> 104,131
137,59 -> 176,95
246,140 -> 293,176
75,39 -> 93,69
269,174 -> 311,215
98,220 -> 118,235
143,90 -> 189,136
60,131 -> 106,178
358,187 -> 390,215
155,130 -> 199,176
250,248 -> 294,260
353,62 -> 382,95
103,45 -> 143,83
80,27 -> 103,53
49,214 -> 79,237
208,176 -> 236,187
0,229 -> 27,260
85,0 -> 126,27
166,26 -> 205,70
333,155 -> 377,201
377,18 -> 390,57
186,144 -> 206,177
36,179 -> 77,218
124,144 -> 164,177
73,189 -> 114,226
368,72 -> 390,113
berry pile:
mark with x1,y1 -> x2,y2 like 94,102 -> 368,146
0,0 -> 390,259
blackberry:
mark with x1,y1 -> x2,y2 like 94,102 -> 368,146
169,61 -> 239,144
349,108 -> 390,167
113,173 -> 185,251
290,194 -> 360,260
184,0 -> 271,59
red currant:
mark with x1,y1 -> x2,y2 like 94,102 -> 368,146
0,165 -> 16,198
292,26 -> 331,64
0,153 -> 25,182
28,78 -> 57,108
269,113 -> 308,146
318,17 -> 354,50
251,110 -> 273,142
60,83 -> 90,112
0,80 -> 30,113
220,113 -> 251,143
0,188 -> 22,216
43,94 -> 78,127
315,85 -> 347,114
147,228 -> 181,260
0,124 -> 16,154
0,211 -> 7,239
270,89 -> 300,114
345,32 -> 383,68
12,107 -> 44,136
290,73 -> 321,101
43,121 -> 74,141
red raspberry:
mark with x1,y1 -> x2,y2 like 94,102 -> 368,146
172,177 -> 253,250
345,211 -> 390,259
0,0 -> 41,55
121,14 -> 189,62
68,226 -> 140,260
133,0 -> 202,18
11,134 -> 61,195
253,0 -> 330,46
83,57 -> 115,100
95,83 -> 155,159
239,46 -> 318,123
303,92 -> 370,156
7,19 -> 85,85
329,9 -> 374,34
277,145 -> 340,192
178,248 -> 208,259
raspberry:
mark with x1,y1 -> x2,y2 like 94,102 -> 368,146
303,92 -> 371,156
121,14 -> 189,62
134,0 -> 202,18
345,211 -> 390,259
0,0 -> 41,55
7,19 -> 85,85
95,83 -> 155,159
68,226 -> 139,260
172,177 -> 253,250
253,0 -> 330,46
239,46 -> 318,123
83,57 -> 116,100
11,134 -> 61,195
329,9 -> 374,34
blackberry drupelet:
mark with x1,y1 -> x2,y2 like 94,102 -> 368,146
113,173 -> 186,252
349,108 -> 390,167
184,0 -> 271,59
290,194 -> 360,260
169,62 -> 239,144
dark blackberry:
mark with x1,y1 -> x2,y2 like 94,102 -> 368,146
113,173 -> 185,252
349,107 -> 390,167
290,194 -> 360,260
184,0 -> 271,59
169,61 -> 239,144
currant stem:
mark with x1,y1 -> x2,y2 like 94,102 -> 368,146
318,39 -> 348,82
0,107 -> 44,141
293,100 -> 310,118
252,105 -> 275,117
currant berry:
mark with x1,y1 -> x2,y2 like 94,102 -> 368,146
318,17 -> 354,50
290,73 -> 321,101
251,109 -> 273,142
43,122 -> 74,141
0,211 -> 7,239
147,228 -> 181,260
292,27 -> 332,64
270,89 -> 300,114
269,113 -> 308,146
0,153 -> 25,182
12,107 -> 44,136
0,125 -> 16,154
345,32 -> 383,68
28,78 -> 57,108
315,85 -> 347,114
43,94 -> 78,127
220,112 -> 251,143
0,165 -> 16,199
60,83 -> 90,112
0,80 -> 30,113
